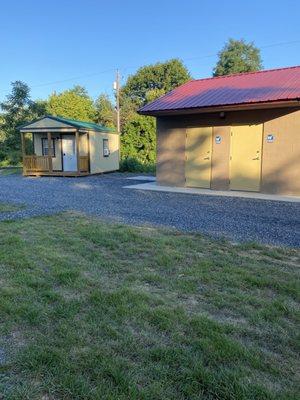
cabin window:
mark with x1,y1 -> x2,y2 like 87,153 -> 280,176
41,138 -> 56,157
103,139 -> 110,157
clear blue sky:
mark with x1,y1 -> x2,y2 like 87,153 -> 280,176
1,0 -> 300,102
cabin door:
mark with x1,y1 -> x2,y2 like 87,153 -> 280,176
185,127 -> 212,188
230,125 -> 263,191
62,135 -> 77,172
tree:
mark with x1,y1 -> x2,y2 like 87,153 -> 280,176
46,86 -> 95,121
213,39 -> 262,77
94,94 -> 116,128
122,59 -> 191,106
119,59 -> 191,171
0,81 -> 44,163
121,114 -> 156,167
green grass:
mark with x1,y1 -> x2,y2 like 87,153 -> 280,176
0,212 -> 299,399
0,202 -> 25,212
0,167 -> 22,176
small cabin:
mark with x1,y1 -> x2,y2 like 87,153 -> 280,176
19,115 -> 119,176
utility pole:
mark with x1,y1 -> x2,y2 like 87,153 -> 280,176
114,70 -> 121,134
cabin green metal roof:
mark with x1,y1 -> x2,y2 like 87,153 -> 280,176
48,115 -> 115,132
18,115 -> 116,133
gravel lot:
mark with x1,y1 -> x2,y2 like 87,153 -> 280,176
0,173 -> 299,247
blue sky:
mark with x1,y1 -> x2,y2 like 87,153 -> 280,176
1,0 -> 300,102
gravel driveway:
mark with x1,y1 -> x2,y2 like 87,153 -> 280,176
0,173 -> 299,247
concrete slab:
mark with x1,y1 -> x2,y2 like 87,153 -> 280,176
125,175 -> 156,181
123,181 -> 300,203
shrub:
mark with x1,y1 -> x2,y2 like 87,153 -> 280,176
121,114 -> 156,166
119,157 -> 155,173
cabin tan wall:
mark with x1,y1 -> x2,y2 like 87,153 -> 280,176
33,132 -> 62,171
79,133 -> 88,156
156,107 -> 300,195
89,131 -> 119,174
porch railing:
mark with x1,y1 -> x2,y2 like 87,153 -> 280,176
23,155 -> 50,172
23,155 -> 89,173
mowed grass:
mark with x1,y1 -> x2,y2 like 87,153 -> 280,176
0,202 -> 25,212
0,167 -> 22,176
0,213 -> 299,400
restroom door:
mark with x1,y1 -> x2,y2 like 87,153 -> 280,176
230,125 -> 263,191
185,127 -> 212,188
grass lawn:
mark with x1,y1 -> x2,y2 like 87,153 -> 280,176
0,167 -> 22,176
0,213 -> 299,399
0,202 -> 25,212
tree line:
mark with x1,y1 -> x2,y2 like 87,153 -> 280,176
0,39 -> 262,170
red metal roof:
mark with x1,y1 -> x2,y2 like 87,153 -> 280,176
139,66 -> 300,115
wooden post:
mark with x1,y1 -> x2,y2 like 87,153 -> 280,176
75,130 -> 80,174
20,132 -> 26,174
47,131 -> 53,173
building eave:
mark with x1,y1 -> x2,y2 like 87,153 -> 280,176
138,99 -> 300,117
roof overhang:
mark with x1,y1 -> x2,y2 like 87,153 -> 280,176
138,99 -> 300,117
20,127 -> 77,133
19,127 -> 98,133
18,115 -> 116,134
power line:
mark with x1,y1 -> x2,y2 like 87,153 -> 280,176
30,39 -> 300,89
31,68 -> 115,88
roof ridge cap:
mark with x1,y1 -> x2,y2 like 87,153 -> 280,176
190,65 -> 300,83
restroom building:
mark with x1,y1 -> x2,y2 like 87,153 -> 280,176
139,66 -> 300,196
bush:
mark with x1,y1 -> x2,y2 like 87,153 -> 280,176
121,114 -> 156,165
0,149 -> 22,166
119,157 -> 155,173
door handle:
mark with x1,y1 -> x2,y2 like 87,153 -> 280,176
204,157 -> 210,160
252,157 -> 260,160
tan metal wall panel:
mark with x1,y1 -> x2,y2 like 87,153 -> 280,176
156,119 -> 185,186
211,126 -> 230,190
262,111 -> 300,195
157,108 -> 300,195
185,127 -> 212,188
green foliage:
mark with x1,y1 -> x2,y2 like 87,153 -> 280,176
94,93 -> 116,128
119,157 -> 155,173
0,81 -> 45,164
213,39 -> 263,76
145,88 -> 165,103
120,114 -> 156,170
122,59 -> 191,106
120,59 -> 191,171
46,85 -> 96,121
119,94 -> 137,128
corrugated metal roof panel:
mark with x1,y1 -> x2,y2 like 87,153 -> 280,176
139,66 -> 300,114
